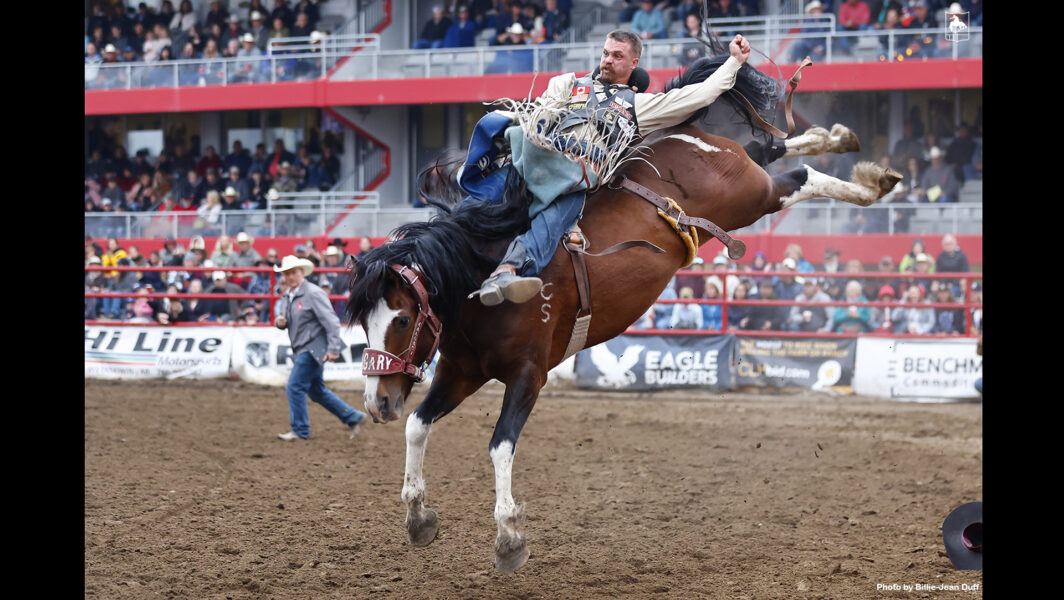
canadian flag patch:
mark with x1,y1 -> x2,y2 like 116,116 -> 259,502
571,85 -> 590,101
296,301 -> 304,311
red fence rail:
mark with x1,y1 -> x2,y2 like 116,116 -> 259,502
85,266 -> 982,338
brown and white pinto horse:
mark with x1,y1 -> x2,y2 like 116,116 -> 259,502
345,122 -> 900,572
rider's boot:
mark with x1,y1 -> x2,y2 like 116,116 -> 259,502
476,239 -> 543,307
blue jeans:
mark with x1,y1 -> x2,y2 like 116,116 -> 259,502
286,351 -> 365,438
515,190 -> 585,277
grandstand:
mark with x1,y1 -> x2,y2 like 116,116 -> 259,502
85,0 -> 981,337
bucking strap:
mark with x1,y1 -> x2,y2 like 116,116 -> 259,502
614,176 -> 746,260
732,56 -> 813,140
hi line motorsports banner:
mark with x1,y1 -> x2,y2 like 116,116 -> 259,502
85,326 -> 233,380
574,335 -> 736,391
735,337 -> 857,393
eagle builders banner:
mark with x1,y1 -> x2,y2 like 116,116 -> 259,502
574,334 -> 735,391
231,326 -> 371,386
85,326 -> 233,379
735,337 -> 857,392
853,337 -> 981,401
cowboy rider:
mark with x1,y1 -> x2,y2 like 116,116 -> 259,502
466,29 -> 753,306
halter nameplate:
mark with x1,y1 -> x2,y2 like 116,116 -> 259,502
360,264 -> 442,382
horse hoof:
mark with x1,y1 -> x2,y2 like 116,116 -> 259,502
494,534 -> 530,573
406,508 -> 438,547
829,124 -> 860,153
879,168 -> 903,195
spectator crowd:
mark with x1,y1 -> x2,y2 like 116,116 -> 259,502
85,233 -> 377,325
86,136 -> 343,239
85,231 -> 978,337
634,236 -> 980,336
86,0 -> 329,88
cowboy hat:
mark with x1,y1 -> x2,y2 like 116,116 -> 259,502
274,255 -> 314,276
942,502 -> 982,570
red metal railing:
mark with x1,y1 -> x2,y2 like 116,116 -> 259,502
84,265 -> 350,326
85,265 -> 982,338
628,268 -> 981,338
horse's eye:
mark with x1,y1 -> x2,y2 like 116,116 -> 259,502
396,316 -> 411,329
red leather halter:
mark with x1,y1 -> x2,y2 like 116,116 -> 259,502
361,264 -> 442,383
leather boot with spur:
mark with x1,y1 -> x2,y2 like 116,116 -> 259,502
474,239 -> 543,306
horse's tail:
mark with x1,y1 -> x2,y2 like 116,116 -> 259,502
664,28 -> 785,139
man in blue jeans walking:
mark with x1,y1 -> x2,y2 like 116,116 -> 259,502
274,255 -> 366,441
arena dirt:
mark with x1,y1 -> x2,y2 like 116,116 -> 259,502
85,379 -> 983,599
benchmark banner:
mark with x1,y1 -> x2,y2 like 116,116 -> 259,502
853,337 -> 982,401
574,334 -> 735,391
85,326 -> 234,380
735,337 -> 857,393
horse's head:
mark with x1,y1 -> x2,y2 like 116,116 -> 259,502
348,261 -> 441,423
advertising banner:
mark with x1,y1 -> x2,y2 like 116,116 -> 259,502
574,335 -> 735,391
735,337 -> 856,392
84,326 -> 233,380
854,338 -> 982,401
230,326 -> 371,386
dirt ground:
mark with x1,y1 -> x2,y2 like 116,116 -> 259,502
85,379 -> 982,599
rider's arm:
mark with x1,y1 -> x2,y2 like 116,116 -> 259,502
634,56 -> 742,134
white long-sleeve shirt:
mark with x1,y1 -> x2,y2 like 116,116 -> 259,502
539,55 -> 742,137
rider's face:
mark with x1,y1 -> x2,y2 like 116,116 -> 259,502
599,37 -> 638,85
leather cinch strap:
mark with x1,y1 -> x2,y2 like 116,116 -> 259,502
615,176 -> 746,260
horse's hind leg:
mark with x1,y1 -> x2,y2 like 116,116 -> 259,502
743,123 -> 858,168
403,358 -> 486,547
774,163 -> 902,209
783,124 -> 861,157
490,366 -> 546,573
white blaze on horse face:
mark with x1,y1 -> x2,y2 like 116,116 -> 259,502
665,133 -> 737,156
364,298 -> 401,409
490,441 -> 517,523
402,413 -> 432,507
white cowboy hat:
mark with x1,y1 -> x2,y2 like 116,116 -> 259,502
309,30 -> 326,42
928,146 -> 944,159
266,188 -> 281,201
250,11 -> 265,21
947,2 -> 965,14
274,255 -> 315,276
805,0 -> 823,13
236,231 -> 252,243
223,186 -> 239,197
507,23 -> 525,35
241,32 -> 255,43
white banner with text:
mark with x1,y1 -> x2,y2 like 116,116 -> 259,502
853,337 -> 982,401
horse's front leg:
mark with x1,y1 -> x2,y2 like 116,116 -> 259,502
403,358 -> 485,547
490,367 -> 545,572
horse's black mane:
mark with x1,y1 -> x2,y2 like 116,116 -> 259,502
664,27 -> 786,140
344,155 -> 534,326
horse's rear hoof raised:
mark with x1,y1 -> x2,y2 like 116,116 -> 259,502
406,507 -> 439,547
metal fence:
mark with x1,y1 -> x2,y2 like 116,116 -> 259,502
86,21 -> 982,89
734,200 -> 983,236
86,190 -> 430,238
85,33 -> 381,90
